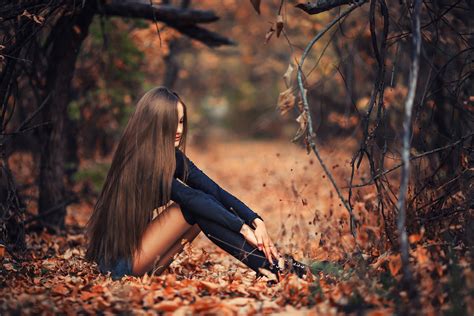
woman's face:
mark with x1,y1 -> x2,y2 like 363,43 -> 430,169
175,101 -> 184,147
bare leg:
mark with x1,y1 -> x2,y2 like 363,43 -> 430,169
132,202 -> 200,276
151,224 -> 201,275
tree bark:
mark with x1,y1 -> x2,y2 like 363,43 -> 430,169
38,6 -> 94,231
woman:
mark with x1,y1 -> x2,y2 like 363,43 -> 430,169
85,86 -> 310,282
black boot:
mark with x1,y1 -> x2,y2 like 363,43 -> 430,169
255,254 -> 311,284
276,254 -> 310,279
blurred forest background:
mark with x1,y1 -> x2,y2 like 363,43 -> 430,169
1,0 -> 472,314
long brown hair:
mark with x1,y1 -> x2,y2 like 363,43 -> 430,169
85,86 -> 189,267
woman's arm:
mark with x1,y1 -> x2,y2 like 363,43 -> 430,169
170,177 -> 245,233
175,148 -> 264,229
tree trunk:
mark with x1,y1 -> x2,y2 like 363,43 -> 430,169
38,7 -> 94,231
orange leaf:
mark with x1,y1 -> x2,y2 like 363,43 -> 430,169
408,227 -> 424,244
143,292 -> 155,307
52,284 -> 69,295
388,254 -> 401,276
80,291 -> 95,301
90,284 -> 104,294
200,280 -> 220,292
414,246 -> 429,265
153,301 -> 180,312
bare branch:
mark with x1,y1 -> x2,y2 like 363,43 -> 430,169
295,0 -> 363,15
396,0 -> 422,297
101,1 -> 219,25
100,1 -> 235,47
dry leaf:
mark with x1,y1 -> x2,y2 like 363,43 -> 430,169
52,284 -> 69,295
277,87 -> 295,116
371,251 -> 391,270
257,267 -> 278,282
283,62 -> 294,87
226,297 -> 254,306
143,291 -> 155,307
250,0 -> 261,15
90,284 -> 104,294
296,99 -> 303,112
276,15 -> 284,37
265,25 -> 275,44
80,291 -> 95,301
73,25 -> 81,35
200,280 -> 220,292
388,254 -> 402,276
153,301 -> 180,312
408,227 -> 425,244
20,10 -> 44,25
292,111 -> 308,142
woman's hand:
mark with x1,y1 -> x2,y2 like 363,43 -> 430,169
251,218 -> 280,264
240,224 -> 258,247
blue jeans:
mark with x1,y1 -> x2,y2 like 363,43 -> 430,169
99,202 -> 278,280
98,257 -> 133,280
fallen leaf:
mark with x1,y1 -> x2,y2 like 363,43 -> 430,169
80,291 -> 95,301
153,301 -> 181,312
52,284 -> 69,295
226,297 -> 254,306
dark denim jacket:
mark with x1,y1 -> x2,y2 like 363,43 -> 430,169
171,148 -> 263,232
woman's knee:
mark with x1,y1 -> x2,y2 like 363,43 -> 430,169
170,201 -> 197,226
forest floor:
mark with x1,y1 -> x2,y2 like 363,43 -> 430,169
2,136 -> 471,315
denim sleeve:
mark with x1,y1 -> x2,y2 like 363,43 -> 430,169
174,148 -> 264,228
170,177 -> 245,233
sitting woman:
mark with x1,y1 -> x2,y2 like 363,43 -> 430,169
85,86 -> 309,282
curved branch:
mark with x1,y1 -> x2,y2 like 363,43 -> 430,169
296,0 -> 367,237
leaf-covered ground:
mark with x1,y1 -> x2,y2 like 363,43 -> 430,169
2,138 -> 472,315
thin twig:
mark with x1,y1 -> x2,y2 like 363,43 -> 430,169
344,132 -> 474,188
296,0 -> 367,237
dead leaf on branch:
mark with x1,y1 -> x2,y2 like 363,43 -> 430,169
277,87 -> 296,116
250,0 -> 261,15
283,62 -> 294,87
265,24 -> 275,44
20,10 -> 45,25
292,110 -> 309,142
295,101 -> 304,115
276,15 -> 284,37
